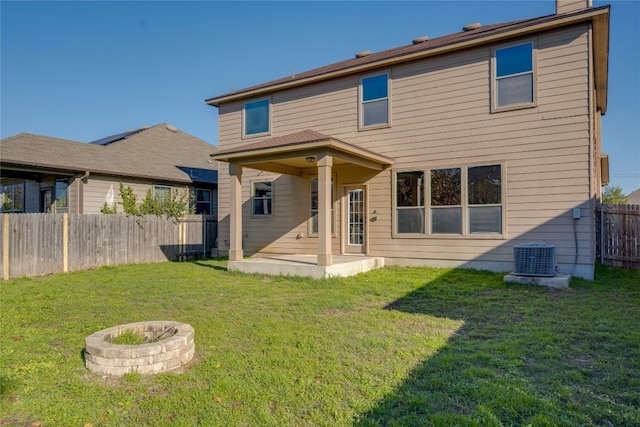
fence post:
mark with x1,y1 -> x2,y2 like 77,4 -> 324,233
3,213 -> 9,280
63,213 -> 69,273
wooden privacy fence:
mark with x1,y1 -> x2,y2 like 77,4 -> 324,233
1,213 -> 217,280
596,204 -> 640,270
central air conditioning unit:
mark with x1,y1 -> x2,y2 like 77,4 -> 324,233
513,243 -> 556,277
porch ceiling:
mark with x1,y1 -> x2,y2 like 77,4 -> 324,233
210,130 -> 393,176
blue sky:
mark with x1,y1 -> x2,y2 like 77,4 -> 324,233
1,0 -> 638,194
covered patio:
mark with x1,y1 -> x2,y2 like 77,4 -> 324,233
211,129 -> 393,278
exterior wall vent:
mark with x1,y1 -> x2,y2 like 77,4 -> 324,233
463,23 -> 482,31
355,50 -> 371,58
513,243 -> 556,277
412,36 -> 430,44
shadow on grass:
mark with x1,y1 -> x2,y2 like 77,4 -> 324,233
191,260 -> 228,272
355,266 -> 640,426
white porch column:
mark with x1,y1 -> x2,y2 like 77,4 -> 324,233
228,163 -> 243,261
317,153 -> 333,266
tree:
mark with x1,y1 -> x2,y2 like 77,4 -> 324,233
602,185 -> 628,204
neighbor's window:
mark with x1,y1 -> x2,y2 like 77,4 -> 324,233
361,73 -> 389,127
396,171 -> 425,234
55,179 -> 69,211
154,185 -> 171,202
253,181 -> 272,216
494,42 -> 534,109
1,182 -> 25,212
310,178 -> 334,235
430,168 -> 462,234
195,188 -> 212,214
468,165 -> 502,234
244,98 -> 270,136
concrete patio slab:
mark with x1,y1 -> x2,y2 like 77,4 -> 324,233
227,254 -> 385,279
503,272 -> 572,288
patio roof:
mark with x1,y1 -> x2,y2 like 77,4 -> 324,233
210,129 -> 393,176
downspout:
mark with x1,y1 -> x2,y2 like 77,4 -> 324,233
77,171 -> 90,213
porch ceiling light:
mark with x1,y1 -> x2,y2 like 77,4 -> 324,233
305,156 -> 315,163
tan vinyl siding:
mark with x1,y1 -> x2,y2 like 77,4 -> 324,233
216,24 -> 595,274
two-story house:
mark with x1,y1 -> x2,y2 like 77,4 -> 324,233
207,0 -> 609,279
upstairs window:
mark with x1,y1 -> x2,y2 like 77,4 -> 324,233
252,181 -> 272,216
244,99 -> 270,136
494,42 -> 535,110
361,73 -> 389,127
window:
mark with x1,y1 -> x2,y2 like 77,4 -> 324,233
494,42 -> 534,109
195,189 -> 212,214
393,164 -> 503,237
430,168 -> 462,234
468,165 -> 502,234
55,179 -> 69,211
154,185 -> 171,203
244,98 -> 270,136
396,171 -> 425,234
1,182 -> 25,212
252,181 -> 272,216
310,178 -> 334,235
361,73 -> 389,127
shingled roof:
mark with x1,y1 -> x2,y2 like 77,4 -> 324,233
1,124 -> 218,184
206,5 -> 609,112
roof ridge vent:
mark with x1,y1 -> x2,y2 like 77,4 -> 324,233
463,22 -> 482,31
412,35 -> 430,44
355,50 -> 371,58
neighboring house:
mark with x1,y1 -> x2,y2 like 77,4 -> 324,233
206,0 -> 609,279
0,124 -> 218,216
627,189 -> 640,205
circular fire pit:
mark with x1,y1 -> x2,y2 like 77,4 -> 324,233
85,321 -> 194,376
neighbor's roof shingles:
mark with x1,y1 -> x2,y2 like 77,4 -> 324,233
0,124 -> 218,184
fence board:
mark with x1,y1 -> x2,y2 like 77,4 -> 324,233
1,214 -> 218,279
596,204 -> 640,270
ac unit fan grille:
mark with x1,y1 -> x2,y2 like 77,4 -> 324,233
513,243 -> 556,277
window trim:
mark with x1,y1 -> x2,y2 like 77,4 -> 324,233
359,71 -> 391,130
242,97 -> 271,139
392,163 -> 507,239
251,179 -> 273,217
491,40 -> 537,113
308,175 -> 337,237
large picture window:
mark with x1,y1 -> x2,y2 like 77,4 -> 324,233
468,165 -> 502,234
361,73 -> 389,127
494,42 -> 534,109
396,171 -> 424,234
430,168 -> 462,234
393,164 -> 503,237
244,98 -> 270,136
1,182 -> 25,212
252,181 -> 272,216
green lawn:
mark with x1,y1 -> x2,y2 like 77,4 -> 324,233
1,261 -> 638,426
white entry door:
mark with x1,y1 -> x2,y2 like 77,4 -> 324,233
344,186 -> 366,254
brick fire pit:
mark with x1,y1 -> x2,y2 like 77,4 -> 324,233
85,321 -> 195,376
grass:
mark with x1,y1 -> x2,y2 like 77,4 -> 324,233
0,260 -> 638,426
108,330 -> 146,345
